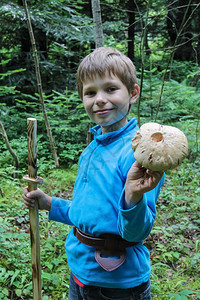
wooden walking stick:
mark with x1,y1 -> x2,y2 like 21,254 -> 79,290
23,118 -> 43,300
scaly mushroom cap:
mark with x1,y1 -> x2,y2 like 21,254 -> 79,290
132,122 -> 188,171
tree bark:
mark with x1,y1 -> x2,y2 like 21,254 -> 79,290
127,0 -> 136,62
137,0 -> 151,126
91,0 -> 104,48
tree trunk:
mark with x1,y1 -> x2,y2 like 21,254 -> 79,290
0,121 -> 19,169
127,0 -> 136,62
91,0 -> 104,48
23,0 -> 59,167
137,0 -> 152,126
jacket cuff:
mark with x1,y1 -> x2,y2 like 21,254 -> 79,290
49,197 -> 73,225
119,187 -> 144,211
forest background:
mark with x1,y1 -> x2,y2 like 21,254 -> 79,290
0,0 -> 200,299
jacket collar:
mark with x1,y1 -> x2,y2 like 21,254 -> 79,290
89,118 -> 138,144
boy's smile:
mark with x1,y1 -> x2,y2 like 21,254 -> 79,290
82,72 -> 139,134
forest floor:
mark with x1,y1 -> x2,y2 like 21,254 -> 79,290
0,156 -> 199,300
0,119 -> 200,299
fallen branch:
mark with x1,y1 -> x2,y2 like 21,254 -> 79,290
0,120 -> 19,169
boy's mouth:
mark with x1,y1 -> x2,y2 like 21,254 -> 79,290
94,108 -> 114,115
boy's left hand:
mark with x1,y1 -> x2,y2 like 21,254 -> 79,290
125,161 -> 164,207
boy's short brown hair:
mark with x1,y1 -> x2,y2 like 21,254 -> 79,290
76,47 -> 138,99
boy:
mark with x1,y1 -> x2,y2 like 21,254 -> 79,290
22,47 -> 164,300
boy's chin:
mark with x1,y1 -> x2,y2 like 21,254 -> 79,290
100,117 -> 128,133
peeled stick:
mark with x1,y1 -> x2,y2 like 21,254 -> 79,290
132,122 -> 188,171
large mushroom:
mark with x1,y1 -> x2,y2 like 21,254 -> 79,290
132,122 -> 188,171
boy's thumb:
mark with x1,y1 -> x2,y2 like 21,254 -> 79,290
26,189 -> 40,198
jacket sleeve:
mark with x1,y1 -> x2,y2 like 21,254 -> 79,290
48,197 -> 74,225
117,175 -> 165,242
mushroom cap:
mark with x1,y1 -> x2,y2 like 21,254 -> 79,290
132,122 -> 188,171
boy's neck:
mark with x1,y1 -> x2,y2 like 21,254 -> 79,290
101,117 -> 128,134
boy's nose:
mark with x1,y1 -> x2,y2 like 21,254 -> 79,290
95,92 -> 107,105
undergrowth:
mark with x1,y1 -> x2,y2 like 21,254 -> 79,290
0,120 -> 199,299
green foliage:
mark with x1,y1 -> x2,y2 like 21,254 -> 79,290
144,119 -> 200,299
0,68 -> 26,79
0,119 -> 199,299
130,62 -> 200,123
0,168 -> 77,299
0,89 -> 91,169
0,0 -> 200,298
0,0 -> 95,96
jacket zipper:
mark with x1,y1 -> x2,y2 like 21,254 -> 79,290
83,143 -> 99,182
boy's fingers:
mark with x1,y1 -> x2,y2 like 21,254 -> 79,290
22,196 -> 35,208
132,161 -> 144,170
133,160 -> 142,167
22,186 -> 29,195
23,200 -> 35,209
146,169 -> 163,176
23,188 -> 41,199
22,187 -> 43,210
148,171 -> 164,188
22,188 -> 38,208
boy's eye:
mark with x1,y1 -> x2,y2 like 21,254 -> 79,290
107,87 -> 117,93
85,90 -> 96,96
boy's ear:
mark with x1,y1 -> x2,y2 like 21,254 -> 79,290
130,84 -> 139,104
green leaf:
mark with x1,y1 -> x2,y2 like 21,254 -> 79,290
15,289 -> 22,297
10,270 -> 20,285
2,288 -> 9,296
0,68 -> 26,79
180,290 -> 195,296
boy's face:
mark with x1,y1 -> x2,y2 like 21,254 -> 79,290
82,72 -> 139,134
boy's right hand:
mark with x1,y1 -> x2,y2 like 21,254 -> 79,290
22,187 -> 52,211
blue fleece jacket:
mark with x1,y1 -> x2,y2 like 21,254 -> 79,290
49,118 -> 165,288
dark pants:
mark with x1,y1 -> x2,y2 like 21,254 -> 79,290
68,273 -> 151,300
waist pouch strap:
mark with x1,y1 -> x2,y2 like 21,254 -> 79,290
73,227 -> 138,272
94,249 -> 126,272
